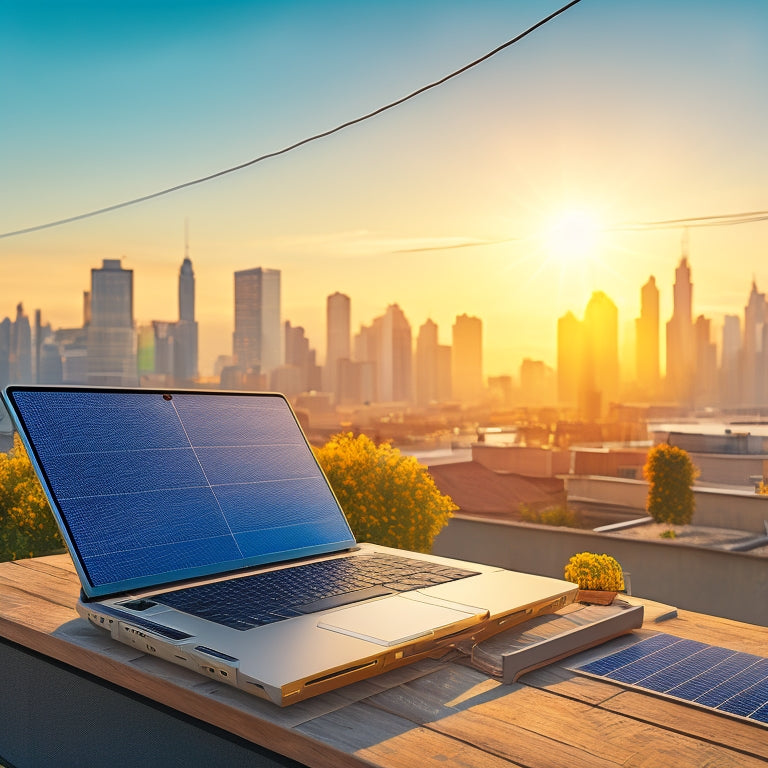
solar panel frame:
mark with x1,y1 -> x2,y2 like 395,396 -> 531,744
573,633 -> 768,728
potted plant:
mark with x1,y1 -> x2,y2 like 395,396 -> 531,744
564,552 -> 625,605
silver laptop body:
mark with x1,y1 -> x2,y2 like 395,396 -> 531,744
3,386 -> 577,705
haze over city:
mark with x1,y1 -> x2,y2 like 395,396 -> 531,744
2,0 -> 768,379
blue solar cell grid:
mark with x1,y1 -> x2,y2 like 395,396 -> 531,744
9,389 -> 355,592
576,633 -> 768,727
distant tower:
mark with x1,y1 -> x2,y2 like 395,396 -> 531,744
635,276 -> 660,398
557,310 -> 582,406
451,314 -> 483,403
87,259 -> 137,386
582,291 -> 619,418
665,238 -> 695,404
742,280 -> 767,406
720,314 -> 742,408
233,268 -> 282,376
378,304 -> 412,403
173,228 -> 199,382
694,315 -> 717,407
179,227 -> 195,322
416,319 -> 440,407
325,292 -> 351,401
11,303 -> 32,384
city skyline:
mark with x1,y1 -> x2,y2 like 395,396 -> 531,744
2,1 -> 768,378
5,247 -> 768,405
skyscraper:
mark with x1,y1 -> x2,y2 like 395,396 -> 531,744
557,310 -> 582,406
87,259 -> 137,386
325,292 -> 351,401
742,280 -> 766,406
278,320 -> 321,395
720,314 -> 741,408
694,315 -> 717,407
665,254 -> 694,404
415,319 -> 440,407
233,268 -> 282,376
635,275 -> 660,398
173,254 -> 199,383
451,314 -> 483,404
583,290 -> 619,418
378,304 -> 412,403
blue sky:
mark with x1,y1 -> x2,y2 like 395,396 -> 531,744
2,0 -> 768,377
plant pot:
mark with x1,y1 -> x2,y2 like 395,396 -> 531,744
577,590 -> 617,605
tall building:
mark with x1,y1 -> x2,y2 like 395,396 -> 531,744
451,314 -> 483,404
353,305 -> 412,403
0,318 -> 10,389
415,319 -> 440,407
635,275 -> 660,398
10,303 -> 32,384
665,253 -> 695,404
233,268 -> 282,377
277,321 -> 321,395
693,315 -> 717,407
557,310 -> 583,406
583,290 -> 619,418
519,359 -> 555,405
742,280 -> 766,407
325,292 -> 351,401
378,304 -> 412,403
87,259 -> 137,386
173,255 -> 199,383
720,314 -> 741,408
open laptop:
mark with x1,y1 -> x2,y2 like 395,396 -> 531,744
2,385 -> 578,705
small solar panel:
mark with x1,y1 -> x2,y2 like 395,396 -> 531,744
574,633 -> 768,727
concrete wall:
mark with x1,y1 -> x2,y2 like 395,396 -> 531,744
471,444 -> 571,477
432,515 -> 768,627
565,475 -> 768,534
690,453 -> 768,486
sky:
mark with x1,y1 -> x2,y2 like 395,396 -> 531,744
2,0 -> 768,379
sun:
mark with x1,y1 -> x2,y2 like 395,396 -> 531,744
543,209 -> 602,264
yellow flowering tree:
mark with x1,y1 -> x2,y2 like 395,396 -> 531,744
643,443 -> 699,531
314,432 -> 456,553
0,434 -> 63,561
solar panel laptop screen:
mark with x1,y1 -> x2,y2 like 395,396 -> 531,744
3,385 -> 578,705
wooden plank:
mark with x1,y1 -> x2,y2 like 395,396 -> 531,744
371,660 -> 768,768
667,609 -> 768,654
0,559 -> 81,608
517,660 -> 627,705
297,701 -> 520,768
473,685 -> 768,768
368,666 -> 619,768
603,690 -> 768,762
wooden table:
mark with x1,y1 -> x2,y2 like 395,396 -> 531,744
1,553 -> 766,767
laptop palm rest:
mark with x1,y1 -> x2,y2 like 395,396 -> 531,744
316,594 -> 487,646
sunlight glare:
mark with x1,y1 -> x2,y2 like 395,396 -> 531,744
544,209 -> 602,264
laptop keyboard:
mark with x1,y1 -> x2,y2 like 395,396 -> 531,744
151,552 -> 479,631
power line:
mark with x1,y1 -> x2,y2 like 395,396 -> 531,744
613,210 -> 768,231
0,0 -> 583,240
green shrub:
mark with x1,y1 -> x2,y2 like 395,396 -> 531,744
314,432 -> 456,553
0,434 -> 63,561
520,503 -> 580,527
564,551 -> 624,591
643,443 -> 699,532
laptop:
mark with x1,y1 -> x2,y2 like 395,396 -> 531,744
2,385 -> 578,705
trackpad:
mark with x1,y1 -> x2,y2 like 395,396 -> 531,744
317,595 -> 482,646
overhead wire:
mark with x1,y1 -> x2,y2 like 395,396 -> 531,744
613,211 -> 768,231
0,0 -> 582,240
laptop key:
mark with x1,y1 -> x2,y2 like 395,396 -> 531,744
295,585 -> 395,614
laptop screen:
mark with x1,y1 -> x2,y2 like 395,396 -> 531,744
3,387 -> 356,597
